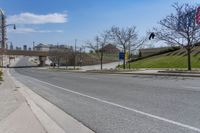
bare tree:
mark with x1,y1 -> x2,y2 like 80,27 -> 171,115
63,47 -> 73,69
108,26 -> 141,69
127,38 -> 146,69
49,48 -> 59,68
49,49 -> 62,68
153,3 -> 200,71
86,33 -> 109,70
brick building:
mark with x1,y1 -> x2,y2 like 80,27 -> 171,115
101,44 -> 120,54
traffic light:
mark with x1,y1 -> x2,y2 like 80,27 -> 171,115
149,33 -> 155,40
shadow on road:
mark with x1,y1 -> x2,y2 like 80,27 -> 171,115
8,65 -> 40,68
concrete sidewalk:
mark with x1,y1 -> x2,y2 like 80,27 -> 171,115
0,69 -> 46,133
45,61 -> 122,71
0,56 -> 94,133
80,61 -> 121,70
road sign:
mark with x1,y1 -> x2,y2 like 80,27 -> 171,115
196,6 -> 200,25
125,51 -> 129,61
119,52 -> 125,60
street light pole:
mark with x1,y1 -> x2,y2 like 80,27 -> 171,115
128,43 -> 131,69
1,10 -> 5,49
79,47 -> 82,67
0,9 -> 5,67
0,9 -> 16,67
6,41 -> 12,65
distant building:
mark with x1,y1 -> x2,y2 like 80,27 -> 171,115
34,43 -> 70,52
10,43 -> 13,50
23,45 -> 27,51
34,43 -> 50,51
101,44 -> 120,54
49,44 -> 69,50
16,46 -> 22,50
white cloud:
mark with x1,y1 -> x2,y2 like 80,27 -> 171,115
7,12 -> 67,24
8,28 -> 63,33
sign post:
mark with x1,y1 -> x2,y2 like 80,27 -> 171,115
125,51 -> 129,61
119,52 -> 125,60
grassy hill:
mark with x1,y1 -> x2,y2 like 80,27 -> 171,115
127,46 -> 200,69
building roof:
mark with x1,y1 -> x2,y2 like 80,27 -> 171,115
35,43 -> 50,48
101,44 -> 120,53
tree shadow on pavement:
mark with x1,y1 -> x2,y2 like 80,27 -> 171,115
8,65 -> 40,68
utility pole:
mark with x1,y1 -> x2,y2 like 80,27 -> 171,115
1,11 -> 5,49
74,39 -> 77,70
96,36 -> 103,70
0,9 -> 16,67
100,43 -> 103,70
0,9 -> 6,67
65,48 -> 68,69
128,43 -> 131,69
79,47 -> 82,67
56,42 -> 59,67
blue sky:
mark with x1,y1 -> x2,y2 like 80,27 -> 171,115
0,0 -> 198,48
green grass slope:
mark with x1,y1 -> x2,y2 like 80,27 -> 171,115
128,46 -> 200,69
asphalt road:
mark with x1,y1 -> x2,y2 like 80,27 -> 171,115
10,57 -> 200,133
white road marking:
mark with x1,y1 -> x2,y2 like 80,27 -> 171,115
184,86 -> 200,89
182,86 -> 200,91
56,73 -> 99,80
15,73 -> 200,132
80,77 -> 98,80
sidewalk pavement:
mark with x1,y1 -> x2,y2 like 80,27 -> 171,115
80,61 -> 121,71
0,56 -> 95,133
0,69 -> 46,133
46,61 -> 122,71
0,55 -> 46,133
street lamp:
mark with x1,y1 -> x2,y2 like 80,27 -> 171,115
0,9 -> 16,67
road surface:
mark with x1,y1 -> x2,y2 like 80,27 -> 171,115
10,57 -> 200,133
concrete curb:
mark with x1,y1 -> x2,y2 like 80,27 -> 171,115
60,70 -> 200,78
8,70 -> 95,133
120,72 -> 200,78
0,69 -> 46,133
103,72 -> 200,78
